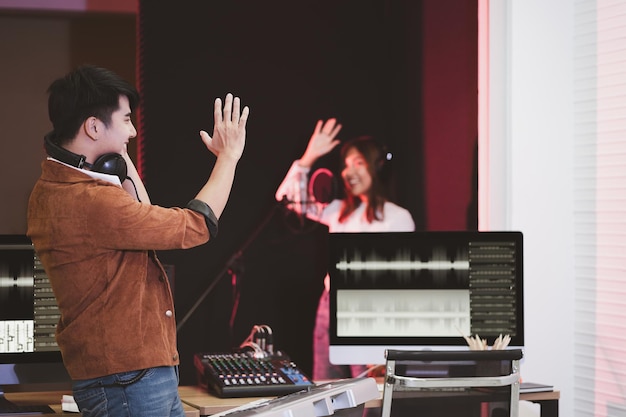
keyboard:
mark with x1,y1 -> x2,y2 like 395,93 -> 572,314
194,352 -> 314,398
0,395 -> 55,415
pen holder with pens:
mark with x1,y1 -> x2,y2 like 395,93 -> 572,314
463,333 -> 512,351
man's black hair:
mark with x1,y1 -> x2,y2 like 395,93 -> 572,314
47,65 -> 140,145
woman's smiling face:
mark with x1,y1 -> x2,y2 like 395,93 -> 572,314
341,147 -> 373,197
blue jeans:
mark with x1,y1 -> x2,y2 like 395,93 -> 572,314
72,366 -> 185,417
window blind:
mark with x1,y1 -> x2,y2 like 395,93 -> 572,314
573,1 -> 626,416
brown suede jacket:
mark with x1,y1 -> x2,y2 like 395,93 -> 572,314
27,160 -> 210,380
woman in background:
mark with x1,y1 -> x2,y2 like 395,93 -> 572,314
276,118 -> 415,380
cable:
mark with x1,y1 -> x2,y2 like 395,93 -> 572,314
125,177 -> 141,202
239,341 -> 266,358
355,364 -> 385,378
239,324 -> 274,358
260,325 -> 274,355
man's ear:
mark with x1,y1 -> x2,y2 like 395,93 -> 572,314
84,116 -> 99,141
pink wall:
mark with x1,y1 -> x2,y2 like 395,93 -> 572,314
422,1 -> 478,230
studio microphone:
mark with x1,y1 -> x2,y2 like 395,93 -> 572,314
278,168 -> 337,221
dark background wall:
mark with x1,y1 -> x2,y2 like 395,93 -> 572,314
0,10 -> 136,236
138,0 -> 477,385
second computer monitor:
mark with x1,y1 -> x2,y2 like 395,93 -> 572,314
328,231 -> 524,365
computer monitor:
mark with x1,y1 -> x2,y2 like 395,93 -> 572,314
328,231 -> 524,365
0,234 -> 70,392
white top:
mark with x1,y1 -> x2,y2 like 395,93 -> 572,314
276,160 -> 415,233
320,199 -> 415,232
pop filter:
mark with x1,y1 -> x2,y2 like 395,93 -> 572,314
308,168 -> 337,205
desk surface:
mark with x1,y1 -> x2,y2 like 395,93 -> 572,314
4,389 -> 200,416
4,384 -> 559,417
178,383 -> 560,416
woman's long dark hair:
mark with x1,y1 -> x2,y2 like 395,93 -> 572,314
338,136 -> 388,223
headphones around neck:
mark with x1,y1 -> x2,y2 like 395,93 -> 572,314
43,132 -> 128,182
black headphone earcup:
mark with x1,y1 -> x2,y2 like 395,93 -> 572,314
91,153 -> 128,182
376,143 -> 392,181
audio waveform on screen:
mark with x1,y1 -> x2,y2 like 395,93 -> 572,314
333,245 -> 470,285
335,247 -> 469,270
336,289 -> 471,337
0,249 -> 61,353
0,255 -> 35,320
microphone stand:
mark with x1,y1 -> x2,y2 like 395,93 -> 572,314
176,200 -> 284,334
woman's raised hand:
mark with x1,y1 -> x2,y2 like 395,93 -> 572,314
299,118 -> 342,168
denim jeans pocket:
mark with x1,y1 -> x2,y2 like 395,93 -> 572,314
72,381 -> 108,416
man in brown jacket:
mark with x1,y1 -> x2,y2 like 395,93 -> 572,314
27,65 -> 249,417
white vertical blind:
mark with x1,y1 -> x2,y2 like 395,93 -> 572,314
574,0 -> 626,416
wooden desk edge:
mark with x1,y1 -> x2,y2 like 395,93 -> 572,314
520,390 -> 561,401
5,389 -> 199,416
179,385 -> 264,415
4,381 -> 558,416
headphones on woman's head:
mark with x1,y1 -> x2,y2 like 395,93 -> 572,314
43,132 -> 128,182
345,135 -> 392,177
375,141 -> 392,174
